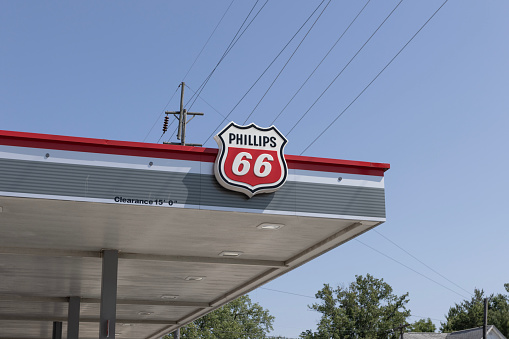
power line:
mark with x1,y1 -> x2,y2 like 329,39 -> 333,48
257,280 -> 444,324
258,287 -> 315,299
184,0 -> 260,107
408,314 -> 443,323
165,124 -> 179,144
188,0 -> 269,110
355,238 -> 468,299
255,286 -> 445,332
374,229 -> 473,296
144,1 -> 234,143
218,0 -> 266,64
142,85 -> 180,142
270,0 -> 372,126
186,0 -> 268,110
286,0 -> 405,138
201,0 -> 328,145
258,287 -> 444,324
185,84 -> 226,118
181,0 -> 236,83
300,0 -> 449,155
242,0 -> 333,125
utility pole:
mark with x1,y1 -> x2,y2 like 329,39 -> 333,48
162,82 -> 204,146
388,323 -> 410,339
484,297 -> 488,339
172,328 -> 180,339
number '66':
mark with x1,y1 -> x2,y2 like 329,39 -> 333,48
232,152 -> 273,177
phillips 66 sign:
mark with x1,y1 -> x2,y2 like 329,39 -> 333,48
214,122 -> 288,198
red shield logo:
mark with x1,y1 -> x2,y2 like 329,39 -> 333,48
214,122 -> 288,198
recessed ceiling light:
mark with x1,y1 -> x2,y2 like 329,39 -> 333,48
185,276 -> 205,281
219,251 -> 243,257
257,223 -> 285,230
160,295 -> 179,299
115,334 -> 121,337
137,311 -> 153,316
0,206 -> 3,213
121,323 -> 134,327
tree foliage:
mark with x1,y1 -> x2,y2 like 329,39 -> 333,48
408,318 -> 436,332
300,274 -> 411,339
440,286 -> 509,337
164,295 -> 274,339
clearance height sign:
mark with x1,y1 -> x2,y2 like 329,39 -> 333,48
214,122 -> 288,198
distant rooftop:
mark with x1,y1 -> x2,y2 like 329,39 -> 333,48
403,326 -> 507,339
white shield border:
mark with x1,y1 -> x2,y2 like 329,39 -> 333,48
214,122 -> 288,198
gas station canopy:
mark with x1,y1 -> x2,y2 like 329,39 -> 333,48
0,130 -> 389,339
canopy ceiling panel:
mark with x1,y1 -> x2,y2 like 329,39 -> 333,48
0,197 -> 361,260
0,320 -> 164,339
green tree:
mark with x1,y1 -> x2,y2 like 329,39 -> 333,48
408,318 -> 436,332
164,295 -> 274,339
301,274 -> 411,339
440,285 -> 509,337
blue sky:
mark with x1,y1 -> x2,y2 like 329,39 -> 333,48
1,1 -> 508,337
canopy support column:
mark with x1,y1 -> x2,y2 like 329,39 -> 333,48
52,321 -> 62,339
99,250 -> 119,339
68,296 -> 81,339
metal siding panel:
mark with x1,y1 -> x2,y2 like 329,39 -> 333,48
295,182 -> 386,218
0,158 -> 198,204
0,158 -> 385,218
198,177 -> 297,212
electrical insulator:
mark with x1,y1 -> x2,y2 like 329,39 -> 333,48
163,115 -> 169,133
